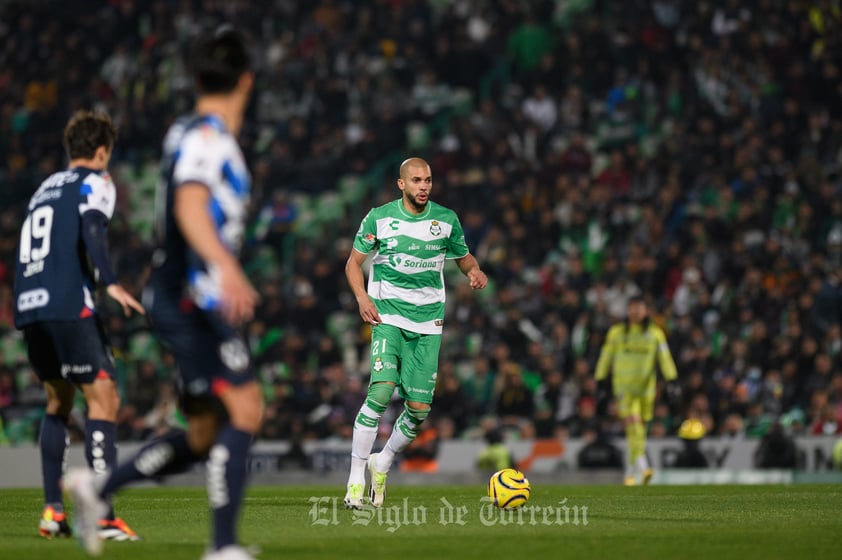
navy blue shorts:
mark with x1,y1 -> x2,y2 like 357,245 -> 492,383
149,296 -> 255,403
23,317 -> 116,385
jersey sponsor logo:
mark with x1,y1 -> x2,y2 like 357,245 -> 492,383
388,255 -> 437,269
434,319 -> 443,326
429,221 -> 441,236
621,346 -> 651,355
385,238 -> 398,250
17,288 -> 50,311
408,243 -> 420,251
425,244 -> 441,250
364,233 -> 376,243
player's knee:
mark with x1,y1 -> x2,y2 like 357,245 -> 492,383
45,396 -> 74,416
188,413 -> 221,456
222,383 -> 264,434
84,378 -> 120,420
47,403 -> 73,417
365,382 -> 395,415
44,381 -> 75,416
227,403 -> 263,434
404,401 -> 430,425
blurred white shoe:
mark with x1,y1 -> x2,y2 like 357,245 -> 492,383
64,468 -> 108,556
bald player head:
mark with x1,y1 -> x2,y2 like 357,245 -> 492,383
397,157 -> 432,214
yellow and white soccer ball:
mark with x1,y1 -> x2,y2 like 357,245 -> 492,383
488,468 -> 531,509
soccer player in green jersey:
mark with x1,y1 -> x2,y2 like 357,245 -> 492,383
344,157 -> 487,508
594,296 -> 678,486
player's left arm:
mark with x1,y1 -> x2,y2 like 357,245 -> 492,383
594,326 -> 617,381
455,253 -> 487,290
448,213 -> 487,289
79,173 -> 144,317
654,327 -> 678,381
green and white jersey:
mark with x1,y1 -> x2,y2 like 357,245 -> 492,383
353,199 -> 469,334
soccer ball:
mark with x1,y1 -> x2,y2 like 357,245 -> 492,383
488,468 -> 531,509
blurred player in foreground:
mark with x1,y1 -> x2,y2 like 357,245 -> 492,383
66,26 -> 261,560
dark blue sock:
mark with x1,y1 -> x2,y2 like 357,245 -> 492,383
100,430 -> 200,497
40,414 -> 68,506
86,419 -> 117,520
210,427 -> 252,550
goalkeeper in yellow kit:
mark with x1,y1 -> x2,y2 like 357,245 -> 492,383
595,296 -> 678,486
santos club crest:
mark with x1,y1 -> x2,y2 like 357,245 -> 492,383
429,221 -> 441,236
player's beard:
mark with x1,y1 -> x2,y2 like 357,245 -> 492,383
405,191 -> 428,212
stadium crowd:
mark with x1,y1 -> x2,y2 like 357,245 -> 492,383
2,0 -> 842,450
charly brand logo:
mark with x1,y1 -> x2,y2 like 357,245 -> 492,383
308,497 -> 589,531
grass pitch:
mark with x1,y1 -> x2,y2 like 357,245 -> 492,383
0,484 -> 839,559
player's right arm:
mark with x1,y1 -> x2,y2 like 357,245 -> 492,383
594,325 -> 618,381
346,248 -> 380,326
174,183 -> 257,325
347,210 -> 380,325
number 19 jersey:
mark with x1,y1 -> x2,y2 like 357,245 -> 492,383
13,167 -> 116,327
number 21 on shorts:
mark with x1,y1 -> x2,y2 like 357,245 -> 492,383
371,338 -> 387,355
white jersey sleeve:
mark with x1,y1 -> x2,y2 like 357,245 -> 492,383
78,171 -> 116,219
173,126 -> 226,189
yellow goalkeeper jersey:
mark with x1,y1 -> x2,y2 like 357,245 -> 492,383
594,321 -> 678,398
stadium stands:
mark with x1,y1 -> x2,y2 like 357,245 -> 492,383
1,0 -> 841,447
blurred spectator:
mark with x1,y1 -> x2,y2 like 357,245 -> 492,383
577,428 -> 623,469
476,426 -> 514,473
399,419 -> 441,473
495,362 -> 534,427
754,423 -> 800,469
563,396 -> 601,438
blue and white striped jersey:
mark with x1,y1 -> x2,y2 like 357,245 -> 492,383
150,113 -> 250,310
